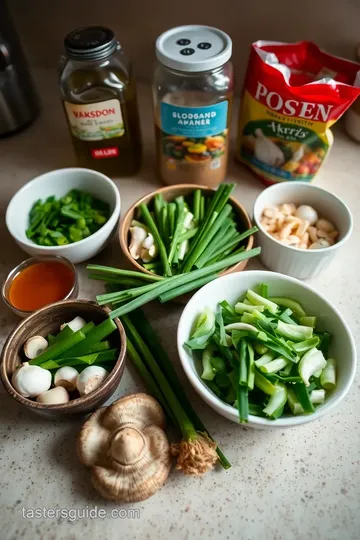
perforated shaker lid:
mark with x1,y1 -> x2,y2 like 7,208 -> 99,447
156,25 -> 232,73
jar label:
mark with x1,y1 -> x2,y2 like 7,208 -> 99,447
158,101 -> 228,182
160,101 -> 228,138
64,99 -> 124,141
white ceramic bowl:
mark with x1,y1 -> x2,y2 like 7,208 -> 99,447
253,182 -> 353,279
177,271 -> 356,429
6,168 -> 121,264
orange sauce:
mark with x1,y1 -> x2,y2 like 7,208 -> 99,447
9,261 -> 74,311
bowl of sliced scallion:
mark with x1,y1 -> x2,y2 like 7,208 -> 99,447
119,184 -> 256,294
177,271 -> 356,428
6,168 -> 121,264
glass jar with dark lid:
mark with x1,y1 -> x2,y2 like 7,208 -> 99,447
60,26 -> 142,177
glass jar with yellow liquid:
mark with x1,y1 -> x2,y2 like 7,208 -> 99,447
60,26 -> 141,177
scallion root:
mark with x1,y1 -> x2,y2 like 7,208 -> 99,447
171,433 -> 218,476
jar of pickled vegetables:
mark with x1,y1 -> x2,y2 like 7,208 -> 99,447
60,26 -> 142,177
153,25 -> 234,187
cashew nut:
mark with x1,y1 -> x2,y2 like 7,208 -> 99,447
285,235 -> 301,246
263,206 -> 277,219
260,203 -> 338,251
279,222 -> 297,240
317,230 -> 334,245
295,220 -> 310,237
280,203 -> 296,216
308,226 -> 318,244
309,239 -> 331,249
316,219 -> 334,233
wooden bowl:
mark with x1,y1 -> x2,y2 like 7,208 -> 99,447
0,300 -> 126,417
119,184 -> 254,298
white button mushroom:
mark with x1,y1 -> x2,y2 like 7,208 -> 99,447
295,205 -> 318,225
12,362 -> 52,398
36,386 -> 70,404
23,336 -> 48,360
54,366 -> 79,391
76,366 -> 109,396
60,316 -> 86,332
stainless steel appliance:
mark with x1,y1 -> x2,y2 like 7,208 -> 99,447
0,1 -> 39,136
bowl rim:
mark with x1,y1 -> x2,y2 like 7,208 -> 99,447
253,181 -> 353,254
177,269 -> 357,427
1,255 -> 78,316
119,183 -> 254,277
5,167 -> 121,252
0,299 -> 126,411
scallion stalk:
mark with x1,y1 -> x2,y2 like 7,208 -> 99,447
128,309 -> 231,469
140,203 -> 172,277
108,248 -> 261,318
122,315 -> 220,475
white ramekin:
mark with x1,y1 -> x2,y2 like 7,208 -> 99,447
253,182 -> 353,280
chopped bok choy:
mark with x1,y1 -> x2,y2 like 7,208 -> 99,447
184,282 -> 337,422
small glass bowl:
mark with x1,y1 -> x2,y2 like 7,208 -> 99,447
2,255 -> 79,317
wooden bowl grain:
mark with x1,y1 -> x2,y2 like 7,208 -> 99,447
119,185 -> 254,301
0,300 -> 126,416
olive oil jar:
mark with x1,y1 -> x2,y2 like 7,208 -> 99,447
60,26 -> 142,177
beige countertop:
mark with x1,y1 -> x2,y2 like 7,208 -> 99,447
0,70 -> 359,540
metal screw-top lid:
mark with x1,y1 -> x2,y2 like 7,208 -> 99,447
156,25 -> 232,73
64,26 -> 118,61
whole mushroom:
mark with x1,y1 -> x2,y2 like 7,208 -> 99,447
77,393 -> 172,502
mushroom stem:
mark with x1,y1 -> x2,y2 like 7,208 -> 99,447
109,426 -> 146,466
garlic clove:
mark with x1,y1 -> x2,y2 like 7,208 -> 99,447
60,316 -> 86,332
295,205 -> 318,225
76,366 -> 109,396
54,366 -> 79,391
142,233 -> 155,250
36,386 -> 70,404
129,226 -> 147,260
12,362 -> 52,398
24,336 -> 48,360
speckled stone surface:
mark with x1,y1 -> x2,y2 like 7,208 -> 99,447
0,71 -> 359,540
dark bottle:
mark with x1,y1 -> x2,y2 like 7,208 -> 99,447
60,26 -> 142,177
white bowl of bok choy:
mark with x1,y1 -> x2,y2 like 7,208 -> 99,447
177,271 -> 356,428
